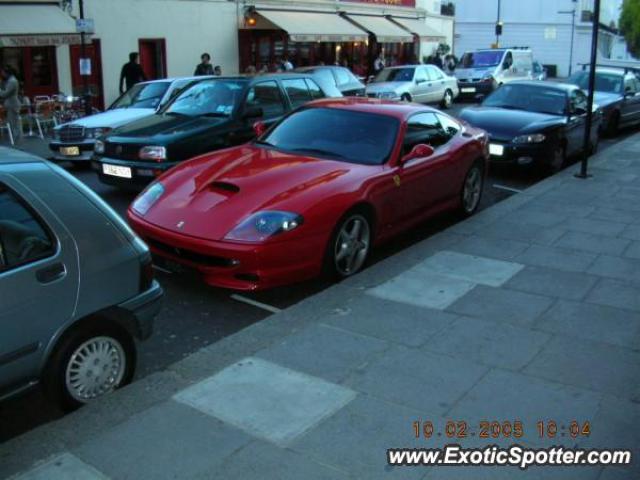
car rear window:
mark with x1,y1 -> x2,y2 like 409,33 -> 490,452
0,184 -> 54,271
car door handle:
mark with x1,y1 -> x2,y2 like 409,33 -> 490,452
36,263 -> 66,284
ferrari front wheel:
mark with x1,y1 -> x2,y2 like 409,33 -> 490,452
460,162 -> 484,217
326,211 -> 372,279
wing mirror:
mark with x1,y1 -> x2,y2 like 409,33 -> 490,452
401,144 -> 434,164
243,106 -> 264,120
475,94 -> 486,104
253,121 -> 267,136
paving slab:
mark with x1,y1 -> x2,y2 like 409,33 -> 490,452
586,278 -> 640,312
514,244 -> 597,273
322,296 -> 457,348
449,235 -> 530,260
368,269 -> 475,310
255,324 -> 388,383
173,357 -> 356,446
73,402 -> 250,480
11,453 -> 108,480
623,240 -> 640,260
505,266 -> 599,300
446,284 -> 555,327
524,336 -> 640,398
534,300 -> 640,348
587,254 -> 640,282
424,316 -> 551,370
552,231 -> 630,256
346,346 -> 488,415
475,221 -> 567,245
620,224 -> 640,240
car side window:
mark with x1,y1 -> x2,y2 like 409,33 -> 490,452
436,114 -> 461,139
428,66 -> 443,80
624,77 -> 637,94
0,184 -> 54,272
305,79 -> 325,100
403,113 -> 449,155
282,79 -> 312,109
335,68 -> 352,86
571,90 -> 588,114
415,67 -> 428,83
244,81 -> 286,119
503,52 -> 513,69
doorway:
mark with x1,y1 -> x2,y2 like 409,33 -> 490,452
69,39 -> 105,110
0,46 -> 59,99
138,39 -> 167,80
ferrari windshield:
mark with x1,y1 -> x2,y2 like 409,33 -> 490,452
111,82 -> 171,109
483,84 -> 567,116
460,50 -> 504,68
164,79 -> 246,117
259,107 -> 399,165
567,71 -> 624,94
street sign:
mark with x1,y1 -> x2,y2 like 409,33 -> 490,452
79,58 -> 91,76
75,18 -> 95,34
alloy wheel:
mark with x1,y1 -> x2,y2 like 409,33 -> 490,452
334,214 -> 371,277
462,165 -> 483,214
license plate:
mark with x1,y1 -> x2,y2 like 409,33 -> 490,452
489,144 -> 505,156
461,87 -> 476,93
102,164 -> 132,178
60,146 -> 80,156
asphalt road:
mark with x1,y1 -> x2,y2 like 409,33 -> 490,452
0,101 -> 635,443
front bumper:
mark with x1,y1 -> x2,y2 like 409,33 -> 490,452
117,279 -> 163,340
457,81 -> 495,98
128,212 -> 327,291
49,140 -> 95,162
92,156 -> 179,189
488,141 -> 552,167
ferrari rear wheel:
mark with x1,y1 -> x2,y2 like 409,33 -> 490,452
327,212 -> 372,279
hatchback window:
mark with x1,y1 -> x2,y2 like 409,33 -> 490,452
404,113 -> 449,154
0,185 -> 54,271
305,79 -> 325,100
428,67 -> 443,80
282,79 -> 312,109
245,81 -> 286,119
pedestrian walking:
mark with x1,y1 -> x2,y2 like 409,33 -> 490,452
281,56 -> 294,71
194,53 -> 214,76
119,52 -> 146,94
0,65 -> 22,142
373,52 -> 385,74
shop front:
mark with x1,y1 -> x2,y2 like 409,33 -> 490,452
238,0 -> 444,77
0,4 -> 80,99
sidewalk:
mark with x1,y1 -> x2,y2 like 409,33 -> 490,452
2,135 -> 640,480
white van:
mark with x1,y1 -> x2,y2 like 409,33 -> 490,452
454,47 -> 534,98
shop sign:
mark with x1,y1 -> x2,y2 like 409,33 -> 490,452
340,0 -> 416,8
0,34 -> 82,47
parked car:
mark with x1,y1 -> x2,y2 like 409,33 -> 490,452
0,147 -> 162,410
127,98 -> 488,291
567,67 -> 640,135
454,47 -> 534,98
365,65 -> 459,108
93,73 -> 341,189
532,61 -> 548,81
49,77 -> 207,163
293,66 -> 365,96
459,81 -> 601,173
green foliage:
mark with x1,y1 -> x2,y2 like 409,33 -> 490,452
620,0 -> 640,57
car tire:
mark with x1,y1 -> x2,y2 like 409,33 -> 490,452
459,161 -> 484,217
547,144 -> 566,175
441,89 -> 454,109
606,111 -> 620,137
43,322 -> 136,412
324,209 -> 372,280
400,93 -> 412,102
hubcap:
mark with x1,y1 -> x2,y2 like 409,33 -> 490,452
463,167 -> 482,213
65,336 -> 126,403
334,215 -> 370,276
444,91 -> 452,107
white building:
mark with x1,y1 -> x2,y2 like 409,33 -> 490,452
0,0 -> 454,108
452,0 -> 625,77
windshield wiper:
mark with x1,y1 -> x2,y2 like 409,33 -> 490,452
291,147 -> 346,159
202,112 -> 230,118
165,111 -> 188,116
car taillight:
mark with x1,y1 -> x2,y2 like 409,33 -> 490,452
139,252 -> 154,292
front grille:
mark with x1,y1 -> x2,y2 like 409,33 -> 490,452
146,238 -> 236,268
59,125 -> 85,142
104,142 -> 141,161
366,93 -> 378,98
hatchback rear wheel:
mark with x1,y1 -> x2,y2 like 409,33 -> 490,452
441,89 -> 454,109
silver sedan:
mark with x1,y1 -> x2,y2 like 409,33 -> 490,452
365,65 -> 459,108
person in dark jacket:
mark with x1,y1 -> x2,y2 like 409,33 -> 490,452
119,52 -> 146,93
194,53 -> 214,76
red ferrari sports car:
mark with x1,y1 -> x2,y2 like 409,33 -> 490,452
127,98 -> 489,290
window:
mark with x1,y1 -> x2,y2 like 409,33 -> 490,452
305,79 -> 325,100
436,114 -> 460,138
0,185 -> 54,271
111,81 -> 171,109
403,113 -> 449,154
624,77 -> 638,94
502,52 -> 513,69
334,68 -> 352,86
314,69 -> 337,87
415,67 -> 428,83
428,66 -> 444,81
165,79 -> 246,117
570,90 -> 588,114
245,81 -> 286,119
282,79 -> 312,109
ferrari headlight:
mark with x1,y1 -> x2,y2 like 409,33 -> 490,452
224,211 -> 303,243
513,133 -> 546,144
132,182 -> 165,216
94,139 -> 105,154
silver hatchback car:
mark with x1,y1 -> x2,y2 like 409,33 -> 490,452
365,64 -> 459,108
0,147 -> 162,410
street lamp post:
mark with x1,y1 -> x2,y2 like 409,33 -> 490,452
495,0 -> 502,46
78,0 -> 91,116
576,0 -> 601,179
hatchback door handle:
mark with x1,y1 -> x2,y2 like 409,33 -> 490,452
36,263 -> 66,284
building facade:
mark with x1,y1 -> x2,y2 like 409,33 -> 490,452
453,0 -> 625,78
0,0 -> 454,108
